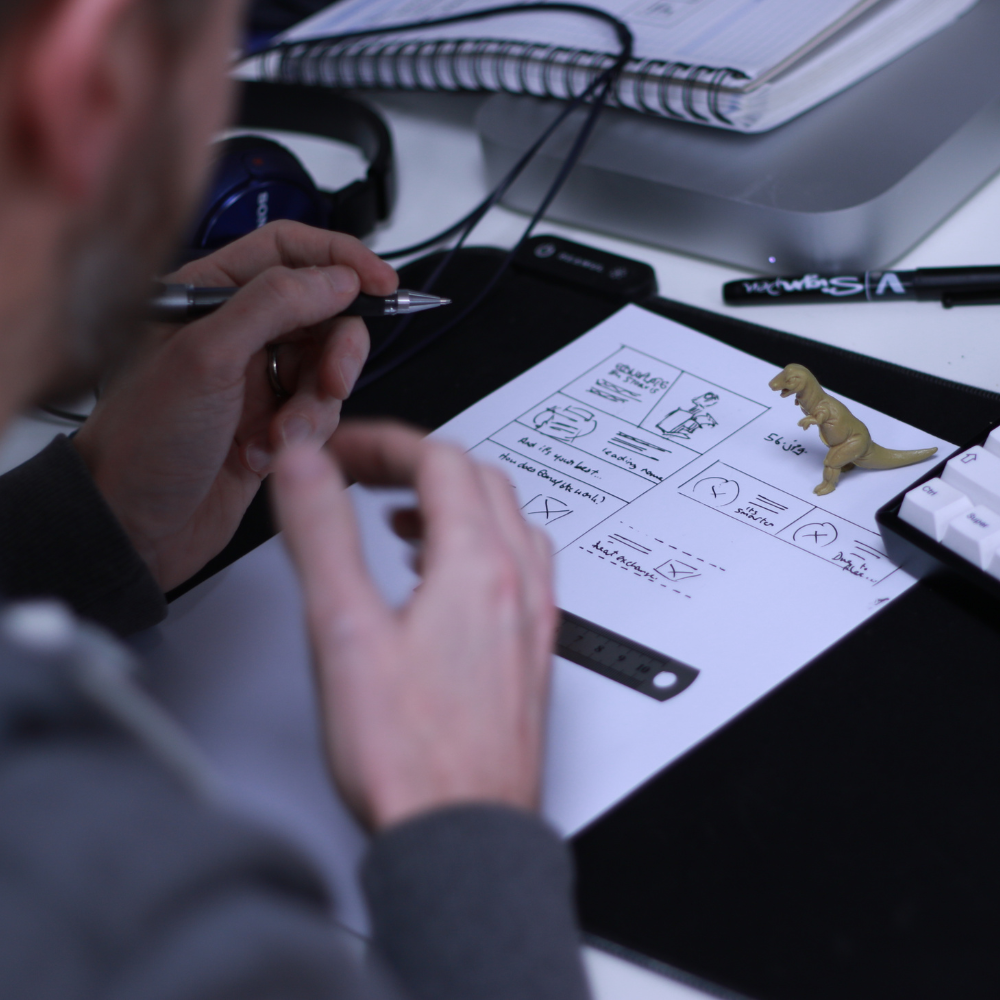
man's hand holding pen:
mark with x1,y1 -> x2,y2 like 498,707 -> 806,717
73,220 -> 397,591
72,217 -> 558,826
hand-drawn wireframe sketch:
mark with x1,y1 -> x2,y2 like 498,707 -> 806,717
607,431 -> 671,460
608,531 -> 651,555
655,559 -> 701,581
851,538 -> 886,562
579,518 -> 724,599
752,494 -> 789,516
656,391 -> 720,439
768,364 -> 937,495
522,494 -> 573,523
587,379 -> 645,405
532,404 -> 597,443
561,346 -> 682,423
793,521 -> 838,547
692,475 -> 740,506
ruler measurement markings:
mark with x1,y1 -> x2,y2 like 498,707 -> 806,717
556,610 -> 699,702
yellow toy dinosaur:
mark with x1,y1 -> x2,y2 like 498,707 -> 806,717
768,364 -> 937,495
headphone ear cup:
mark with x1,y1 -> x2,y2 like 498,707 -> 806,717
191,135 -> 330,251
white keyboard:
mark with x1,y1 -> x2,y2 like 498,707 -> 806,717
899,427 -> 1000,575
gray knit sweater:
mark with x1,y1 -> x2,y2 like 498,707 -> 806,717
0,436 -> 591,1000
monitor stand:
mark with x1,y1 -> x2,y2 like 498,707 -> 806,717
476,0 -> 1000,274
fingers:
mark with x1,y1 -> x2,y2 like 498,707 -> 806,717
272,443 -> 388,645
170,220 -> 398,295
270,339 -> 335,448
178,264 -> 363,381
266,316 -> 370,451
318,316 -> 370,402
413,442 -> 527,586
283,421 -> 555,667
331,423 -> 552,614
329,421 -> 429,487
474,464 -> 557,661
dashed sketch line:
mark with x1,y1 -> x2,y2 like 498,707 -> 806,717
578,545 -> 697,598
502,347 -> 773,566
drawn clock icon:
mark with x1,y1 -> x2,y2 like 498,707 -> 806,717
793,521 -> 839,547
692,475 -> 740,506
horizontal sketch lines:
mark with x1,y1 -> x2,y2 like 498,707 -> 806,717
753,493 -> 788,514
609,532 -> 651,555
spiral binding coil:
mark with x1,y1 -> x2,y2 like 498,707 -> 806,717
255,37 -> 748,127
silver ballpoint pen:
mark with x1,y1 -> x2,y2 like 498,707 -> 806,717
148,283 -> 451,322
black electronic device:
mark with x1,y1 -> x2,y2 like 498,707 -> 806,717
190,80 -> 395,252
877,418 -> 1000,600
179,235 -> 1000,1000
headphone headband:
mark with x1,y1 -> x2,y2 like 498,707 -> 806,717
236,80 -> 396,237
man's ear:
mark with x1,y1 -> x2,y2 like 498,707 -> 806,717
20,0 -> 154,201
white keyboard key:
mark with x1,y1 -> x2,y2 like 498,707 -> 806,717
985,427 -> 1000,459
941,446 -> 1000,511
899,477 -> 973,541
942,504 -> 1000,568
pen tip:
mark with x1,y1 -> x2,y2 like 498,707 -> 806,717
440,298 -> 452,305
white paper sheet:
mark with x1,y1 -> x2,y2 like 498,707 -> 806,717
347,305 -> 950,834
142,306 -> 951,933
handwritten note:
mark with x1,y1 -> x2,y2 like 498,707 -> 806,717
352,306 -> 951,834
147,306 -> 954,933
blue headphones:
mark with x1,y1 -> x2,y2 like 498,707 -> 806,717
191,81 -> 396,251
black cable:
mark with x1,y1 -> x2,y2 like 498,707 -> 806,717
258,3 -> 634,265
377,77 -> 599,262
355,67 -> 619,391
34,6 -> 633,427
271,4 -> 634,388
366,48 -> 620,364
259,3 -> 634,385
262,3 -> 633,68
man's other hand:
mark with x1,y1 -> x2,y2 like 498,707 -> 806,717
273,423 -> 557,829
73,221 -> 397,592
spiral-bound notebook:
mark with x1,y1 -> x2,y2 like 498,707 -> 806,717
243,0 -> 979,132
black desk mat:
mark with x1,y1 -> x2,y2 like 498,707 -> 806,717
177,236 -> 1000,999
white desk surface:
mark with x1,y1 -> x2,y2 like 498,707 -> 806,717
4,88 -> 1000,1000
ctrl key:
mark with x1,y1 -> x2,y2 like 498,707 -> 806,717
942,505 -> 1000,569
899,477 -> 973,541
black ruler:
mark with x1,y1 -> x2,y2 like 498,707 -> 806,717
556,610 -> 699,702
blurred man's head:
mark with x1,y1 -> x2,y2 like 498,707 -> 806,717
0,0 -> 244,412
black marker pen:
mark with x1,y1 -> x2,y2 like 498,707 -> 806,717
723,266 -> 1000,307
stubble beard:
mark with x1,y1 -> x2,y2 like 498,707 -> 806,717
41,100 -> 194,403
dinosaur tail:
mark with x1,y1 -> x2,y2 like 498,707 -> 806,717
855,444 -> 938,470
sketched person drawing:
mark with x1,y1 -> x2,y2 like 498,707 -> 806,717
657,391 -> 720,440
533,405 -> 598,443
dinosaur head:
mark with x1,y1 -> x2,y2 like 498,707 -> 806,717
768,364 -> 815,399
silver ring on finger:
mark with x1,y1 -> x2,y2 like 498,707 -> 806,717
267,344 -> 291,402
